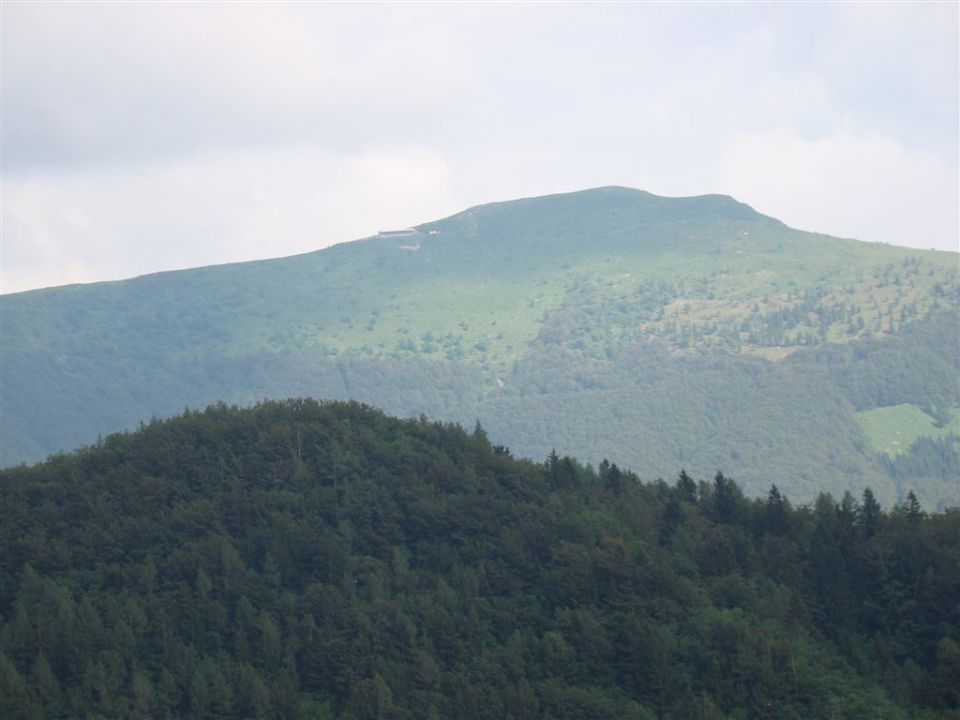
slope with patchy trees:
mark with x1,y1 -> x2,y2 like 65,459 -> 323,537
4,188 -> 958,506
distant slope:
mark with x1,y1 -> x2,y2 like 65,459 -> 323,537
3,187 -> 958,504
2,400 -> 958,719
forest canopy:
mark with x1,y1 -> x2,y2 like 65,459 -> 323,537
2,400 -> 958,719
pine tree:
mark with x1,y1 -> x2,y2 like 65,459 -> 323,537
546,449 -> 561,488
858,487 -> 882,538
764,484 -> 790,535
676,469 -> 697,503
710,472 -> 742,524
904,490 -> 923,521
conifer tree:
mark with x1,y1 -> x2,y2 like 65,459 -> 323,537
676,469 -> 697,503
858,487 -> 882,538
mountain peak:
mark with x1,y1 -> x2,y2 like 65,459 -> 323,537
421,186 -> 769,236
415,186 -> 773,252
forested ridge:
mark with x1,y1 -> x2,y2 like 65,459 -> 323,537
2,400 -> 958,719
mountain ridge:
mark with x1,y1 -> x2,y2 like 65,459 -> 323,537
418,186 -> 773,234
4,186 -> 909,299
3,187 -> 957,505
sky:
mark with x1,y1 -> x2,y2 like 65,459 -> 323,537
2,2 -> 958,294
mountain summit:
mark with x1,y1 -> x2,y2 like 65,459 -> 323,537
3,188 -> 958,505
424,186 -> 768,231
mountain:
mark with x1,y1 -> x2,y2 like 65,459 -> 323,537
3,187 -> 958,504
2,400 -> 958,719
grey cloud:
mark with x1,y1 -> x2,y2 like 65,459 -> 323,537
9,3 -> 953,173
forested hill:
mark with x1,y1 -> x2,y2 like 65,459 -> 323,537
3,187 -> 958,505
1,400 -> 958,719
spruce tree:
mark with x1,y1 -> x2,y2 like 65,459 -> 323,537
858,487 -> 882,538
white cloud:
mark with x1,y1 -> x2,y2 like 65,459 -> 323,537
712,128 -> 959,250
2,146 -> 459,293
1,3 -> 474,169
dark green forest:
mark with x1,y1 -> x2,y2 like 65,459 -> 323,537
2,400 -> 958,719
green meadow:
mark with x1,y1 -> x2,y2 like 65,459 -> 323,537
858,404 -> 960,456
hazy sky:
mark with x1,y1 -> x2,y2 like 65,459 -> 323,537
2,2 -> 958,294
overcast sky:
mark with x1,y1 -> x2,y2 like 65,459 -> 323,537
2,2 -> 957,294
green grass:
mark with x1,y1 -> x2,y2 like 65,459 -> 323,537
857,404 -> 960,456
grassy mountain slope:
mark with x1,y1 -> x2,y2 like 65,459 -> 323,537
3,187 -> 958,503
2,400 -> 958,719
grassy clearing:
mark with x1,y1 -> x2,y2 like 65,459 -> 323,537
857,404 -> 960,456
